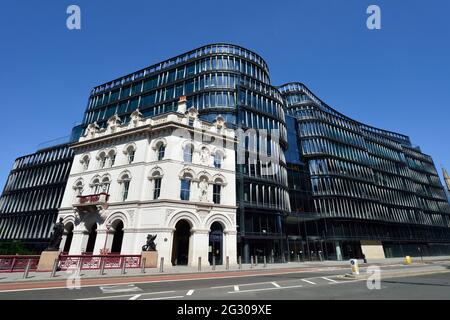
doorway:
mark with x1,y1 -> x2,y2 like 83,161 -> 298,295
111,221 -> 124,254
85,224 -> 97,254
63,223 -> 74,253
209,222 -> 223,265
171,220 -> 191,266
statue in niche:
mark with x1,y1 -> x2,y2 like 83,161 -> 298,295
199,178 -> 208,202
142,234 -> 157,251
46,217 -> 65,251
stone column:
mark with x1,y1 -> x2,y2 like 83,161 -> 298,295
94,229 -> 114,254
224,230 -> 237,265
69,230 -> 88,255
190,229 -> 209,266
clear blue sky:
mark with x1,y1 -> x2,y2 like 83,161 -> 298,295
0,0 -> 449,187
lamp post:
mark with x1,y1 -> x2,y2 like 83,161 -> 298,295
102,223 -> 112,255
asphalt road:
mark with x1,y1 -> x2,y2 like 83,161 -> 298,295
0,267 -> 449,300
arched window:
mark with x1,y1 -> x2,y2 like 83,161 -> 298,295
101,176 -> 111,193
124,145 -> 136,164
157,144 -> 166,161
213,177 -> 224,204
183,144 -> 194,163
91,178 -> 101,194
119,173 -> 131,201
73,180 -> 84,196
213,152 -> 223,169
108,150 -> 116,167
98,152 -> 107,169
180,171 -> 193,201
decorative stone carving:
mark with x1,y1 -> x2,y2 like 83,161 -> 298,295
130,109 -> 143,127
46,217 -> 64,251
142,234 -> 157,251
86,122 -> 99,137
199,178 -> 208,202
107,114 -> 121,132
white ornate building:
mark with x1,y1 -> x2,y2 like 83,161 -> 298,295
57,97 -> 237,267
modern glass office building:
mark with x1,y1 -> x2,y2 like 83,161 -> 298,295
1,43 -> 449,258
0,143 -> 74,253
280,82 -> 450,259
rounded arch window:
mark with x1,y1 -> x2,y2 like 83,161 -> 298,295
107,150 -> 116,167
81,155 -> 90,171
124,145 -> 136,164
73,180 -> 84,196
183,144 -> 194,163
98,152 -> 107,169
118,173 -> 131,201
91,178 -> 101,194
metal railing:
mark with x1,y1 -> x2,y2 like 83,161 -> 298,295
58,254 -> 141,271
0,255 -> 40,273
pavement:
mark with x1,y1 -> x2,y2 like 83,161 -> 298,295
0,256 -> 449,299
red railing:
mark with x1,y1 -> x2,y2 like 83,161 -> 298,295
58,254 -> 141,271
77,192 -> 109,204
0,255 -> 40,273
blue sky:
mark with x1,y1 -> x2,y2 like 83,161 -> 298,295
0,0 -> 449,187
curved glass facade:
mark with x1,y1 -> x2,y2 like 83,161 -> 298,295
280,82 -> 450,259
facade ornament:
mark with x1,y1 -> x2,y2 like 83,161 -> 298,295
86,122 -> 99,137
130,109 -> 143,127
199,178 -> 208,202
200,147 -> 209,164
107,114 -> 121,132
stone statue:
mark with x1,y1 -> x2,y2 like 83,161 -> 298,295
46,217 -> 65,251
142,234 -> 157,251
199,178 -> 208,202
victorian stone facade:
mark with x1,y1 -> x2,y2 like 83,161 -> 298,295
57,98 -> 237,268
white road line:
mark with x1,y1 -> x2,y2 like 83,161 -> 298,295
271,282 -> 281,288
129,294 -> 142,300
234,285 -> 240,292
228,285 -> 303,294
301,279 -> 316,285
186,290 -> 194,296
210,284 -> 234,289
322,277 -> 339,283
143,295 -> 184,300
100,284 -> 142,294
78,290 -> 176,300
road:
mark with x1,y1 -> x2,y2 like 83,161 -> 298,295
0,264 -> 449,300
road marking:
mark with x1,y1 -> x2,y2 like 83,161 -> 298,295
301,279 -> 316,285
129,294 -> 141,300
78,290 -> 176,300
271,282 -> 281,288
186,290 -> 194,296
321,277 -> 339,283
234,285 -> 239,292
100,284 -> 142,294
228,285 -> 303,294
143,295 -> 184,300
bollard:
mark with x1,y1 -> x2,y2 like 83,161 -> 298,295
255,255 -> 258,266
212,256 -> 216,270
141,258 -> 146,274
50,258 -> 58,278
350,259 -> 359,275
160,257 -> 164,273
297,254 -> 300,262
263,256 -> 267,268
99,259 -> 105,276
121,258 -> 127,275
405,256 -> 411,265
23,259 -> 32,279
198,257 -> 201,272
250,256 -> 254,268
238,256 -> 242,269
226,256 -> 229,270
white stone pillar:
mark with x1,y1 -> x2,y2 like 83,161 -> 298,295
190,229 -> 209,267
94,230 -> 114,254
69,230 -> 88,255
224,230 -> 238,265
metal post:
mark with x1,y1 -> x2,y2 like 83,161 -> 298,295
263,256 -> 267,268
198,257 -> 201,272
212,256 -> 216,270
121,258 -> 126,275
23,259 -> 32,279
250,256 -> 253,268
255,255 -> 258,266
141,257 -> 146,274
99,258 -> 105,276
238,256 -> 242,269
159,257 -> 164,273
50,258 -> 58,278
226,256 -> 229,270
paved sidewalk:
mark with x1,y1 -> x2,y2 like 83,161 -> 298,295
0,255 -> 449,284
